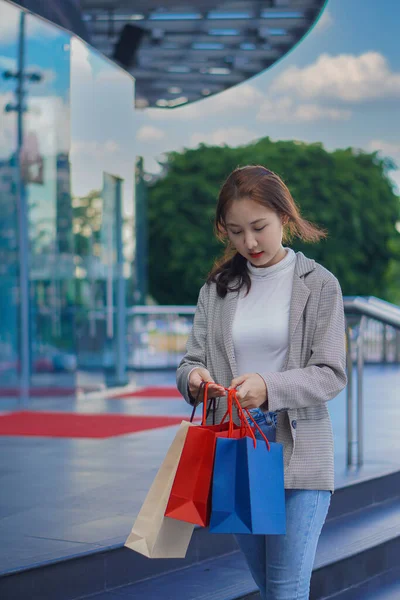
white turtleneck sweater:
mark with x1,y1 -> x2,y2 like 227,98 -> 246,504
187,247 -> 296,399
232,247 -> 296,381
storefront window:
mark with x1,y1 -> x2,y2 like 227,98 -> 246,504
0,1 -> 22,393
0,0 -> 136,399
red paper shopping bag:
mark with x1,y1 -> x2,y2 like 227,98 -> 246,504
165,382 -> 244,527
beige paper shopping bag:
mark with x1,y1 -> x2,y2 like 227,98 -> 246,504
124,420 -> 195,558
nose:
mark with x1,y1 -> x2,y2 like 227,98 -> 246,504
244,232 -> 258,250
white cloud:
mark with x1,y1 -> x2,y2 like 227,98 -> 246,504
366,140 -> 400,192
70,37 -> 93,84
147,51 -> 397,130
270,52 -> 400,102
137,125 -> 166,142
190,127 -> 260,148
257,96 -> 351,123
0,56 -> 17,72
313,8 -> 334,33
367,140 -> 400,157
26,95 -> 70,154
0,92 -> 17,158
0,55 -> 56,87
0,3 -> 20,43
147,83 -> 264,121
70,139 -> 121,159
0,92 -> 70,161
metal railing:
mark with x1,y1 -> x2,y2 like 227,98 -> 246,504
73,299 -> 400,370
344,297 -> 400,468
71,296 -> 400,468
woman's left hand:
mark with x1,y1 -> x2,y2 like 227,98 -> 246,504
228,373 -> 268,410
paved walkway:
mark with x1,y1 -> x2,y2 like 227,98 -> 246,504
0,365 -> 399,575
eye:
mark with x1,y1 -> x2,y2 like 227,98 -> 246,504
231,226 -> 266,235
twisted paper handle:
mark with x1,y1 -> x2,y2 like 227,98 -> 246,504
200,382 -> 270,451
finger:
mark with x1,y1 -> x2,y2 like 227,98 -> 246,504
240,400 -> 253,410
201,379 -> 224,390
229,377 -> 246,389
234,388 -> 247,403
208,383 -> 226,396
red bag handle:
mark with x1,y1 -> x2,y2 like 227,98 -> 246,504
199,382 -> 270,451
228,388 -> 271,451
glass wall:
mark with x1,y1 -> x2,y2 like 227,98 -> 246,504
0,0 -> 136,400
0,2 -> 23,394
24,12 -> 75,392
70,37 -> 135,386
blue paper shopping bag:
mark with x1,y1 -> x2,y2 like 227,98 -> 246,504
209,434 -> 286,535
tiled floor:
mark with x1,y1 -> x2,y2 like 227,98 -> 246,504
0,365 -> 399,575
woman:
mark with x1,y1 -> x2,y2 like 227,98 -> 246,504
176,165 -> 347,600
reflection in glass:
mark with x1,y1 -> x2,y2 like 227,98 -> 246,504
0,1 -> 136,399
0,1 -> 22,392
70,38 -> 135,381
23,13 -> 76,391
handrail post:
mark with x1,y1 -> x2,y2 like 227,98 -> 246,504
396,330 -> 400,364
345,315 -> 365,468
382,323 -> 388,363
345,322 -> 354,467
357,316 -> 366,466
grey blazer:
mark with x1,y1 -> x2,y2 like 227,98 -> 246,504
176,251 -> 347,491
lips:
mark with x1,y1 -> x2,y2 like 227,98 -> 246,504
250,251 -> 263,257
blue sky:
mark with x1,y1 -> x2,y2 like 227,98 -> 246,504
135,0 -> 400,192
1,0 -> 399,194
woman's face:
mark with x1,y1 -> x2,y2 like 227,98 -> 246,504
224,198 -> 287,268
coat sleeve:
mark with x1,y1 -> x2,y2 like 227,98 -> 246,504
260,276 -> 347,412
176,284 -> 209,405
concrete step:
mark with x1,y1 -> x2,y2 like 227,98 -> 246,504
84,496 -> 400,600
321,567 -> 400,599
1,469 -> 399,600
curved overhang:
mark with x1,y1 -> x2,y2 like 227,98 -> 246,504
13,0 -> 327,108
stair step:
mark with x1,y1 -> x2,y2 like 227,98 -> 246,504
82,552 -> 254,600
1,469 -> 399,600
323,567 -> 400,599
316,497 -> 400,568
86,497 -> 400,600
310,497 -> 400,598
326,470 -> 400,522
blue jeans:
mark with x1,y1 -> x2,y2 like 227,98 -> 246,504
236,409 -> 331,600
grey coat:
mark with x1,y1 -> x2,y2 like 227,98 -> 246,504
176,252 -> 347,491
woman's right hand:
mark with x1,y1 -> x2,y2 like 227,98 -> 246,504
188,368 -> 226,403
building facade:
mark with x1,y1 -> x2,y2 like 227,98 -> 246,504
0,0 -> 137,400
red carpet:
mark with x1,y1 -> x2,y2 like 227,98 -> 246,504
113,386 -> 182,399
0,385 -> 104,397
0,411 -> 189,438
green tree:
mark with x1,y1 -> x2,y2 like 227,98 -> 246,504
147,138 -> 400,305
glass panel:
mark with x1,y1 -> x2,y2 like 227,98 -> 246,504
0,3 -> 136,397
0,1 -> 21,396
70,38 -> 136,387
24,13 -> 76,392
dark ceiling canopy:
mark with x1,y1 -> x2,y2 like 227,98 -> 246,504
14,0 -> 327,109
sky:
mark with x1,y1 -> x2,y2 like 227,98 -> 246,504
0,1 -> 136,226
1,0 -> 399,196
134,0 -> 400,192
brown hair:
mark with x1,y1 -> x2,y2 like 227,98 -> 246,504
206,165 -> 327,298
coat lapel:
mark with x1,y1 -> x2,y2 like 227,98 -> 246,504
288,273 -> 310,342
221,252 -> 315,378
221,284 -> 239,378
